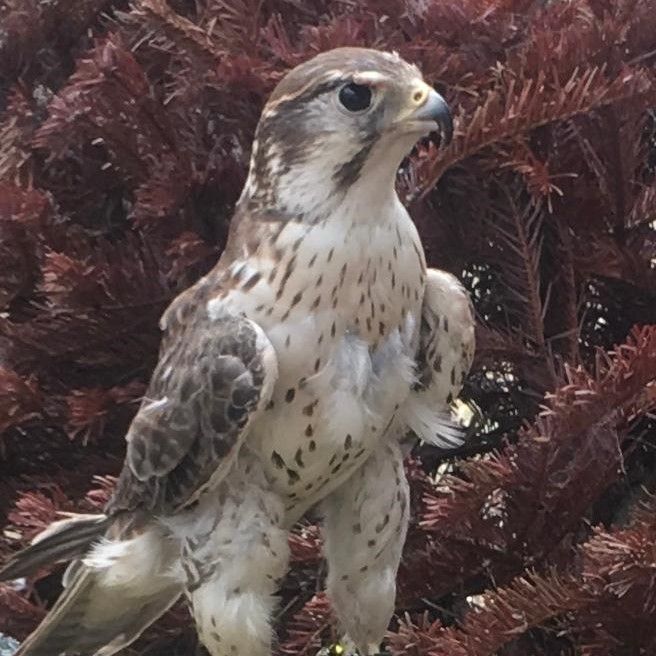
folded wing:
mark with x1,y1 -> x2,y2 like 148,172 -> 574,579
108,292 -> 278,515
401,268 -> 475,448
1,292 -> 278,656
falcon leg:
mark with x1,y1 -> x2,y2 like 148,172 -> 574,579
172,475 -> 290,656
320,441 -> 410,656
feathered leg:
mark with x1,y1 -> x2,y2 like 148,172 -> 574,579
168,470 -> 290,656
321,441 -> 410,656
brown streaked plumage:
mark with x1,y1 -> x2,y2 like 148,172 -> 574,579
0,47 -> 471,656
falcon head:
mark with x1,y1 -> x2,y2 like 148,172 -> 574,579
240,47 -> 452,218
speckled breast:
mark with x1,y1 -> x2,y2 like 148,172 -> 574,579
228,210 -> 427,517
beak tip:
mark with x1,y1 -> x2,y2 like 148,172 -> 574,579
409,87 -> 453,146
428,90 -> 453,147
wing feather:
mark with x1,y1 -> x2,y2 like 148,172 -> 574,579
401,268 -> 475,448
107,290 -> 277,515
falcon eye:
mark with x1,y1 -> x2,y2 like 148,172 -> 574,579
338,82 -> 372,112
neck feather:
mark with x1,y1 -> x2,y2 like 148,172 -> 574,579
237,137 -> 407,224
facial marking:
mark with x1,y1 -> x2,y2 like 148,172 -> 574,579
239,47 -> 447,220
353,70 -> 389,86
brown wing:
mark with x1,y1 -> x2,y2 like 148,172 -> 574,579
107,290 -> 277,515
401,268 -> 475,448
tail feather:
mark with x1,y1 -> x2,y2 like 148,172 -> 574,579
0,514 -> 112,581
13,526 -> 181,656
15,565 -> 180,656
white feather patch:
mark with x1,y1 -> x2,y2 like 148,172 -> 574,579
84,529 -> 176,589
400,392 -> 465,449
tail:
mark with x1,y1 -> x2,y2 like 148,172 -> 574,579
0,513 -> 111,581
2,517 -> 182,656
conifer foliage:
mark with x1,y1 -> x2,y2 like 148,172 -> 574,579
1,1 -> 655,654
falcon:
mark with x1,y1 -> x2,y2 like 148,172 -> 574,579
0,47 -> 475,656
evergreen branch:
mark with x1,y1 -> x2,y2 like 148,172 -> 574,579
0,368 -> 43,435
389,572 -> 589,656
131,0 -> 226,66
277,593 -> 333,656
419,64 -> 655,195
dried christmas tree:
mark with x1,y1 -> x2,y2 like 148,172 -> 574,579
1,0 -> 655,654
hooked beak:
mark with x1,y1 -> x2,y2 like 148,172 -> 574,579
399,82 -> 453,146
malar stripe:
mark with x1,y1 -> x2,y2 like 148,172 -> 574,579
332,138 -> 375,189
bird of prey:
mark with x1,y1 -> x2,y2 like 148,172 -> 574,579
0,47 -> 475,656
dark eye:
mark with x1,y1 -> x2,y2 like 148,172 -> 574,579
338,83 -> 372,112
